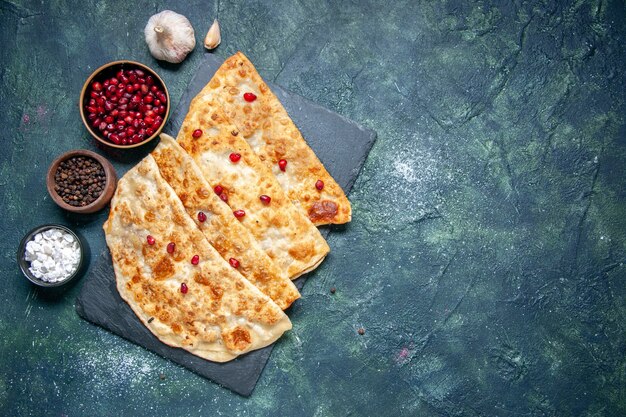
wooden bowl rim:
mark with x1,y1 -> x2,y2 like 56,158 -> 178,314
46,149 -> 117,214
79,60 -> 170,149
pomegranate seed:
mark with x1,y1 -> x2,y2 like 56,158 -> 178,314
110,78 -> 119,85
143,94 -> 153,104
146,127 -> 155,136
180,283 -> 188,294
146,75 -> 154,85
278,159 -> 287,171
135,69 -> 145,77
213,185 -> 223,195
110,134 -> 121,144
191,255 -> 200,265
192,129 -> 202,138
198,211 -> 207,222
315,180 -> 324,190
219,193 -> 228,203
167,242 -> 176,253
229,153 -> 241,163
90,91 -> 99,99
147,235 -> 155,245
105,115 -> 114,124
125,84 -> 134,93
151,86 -> 158,93
154,98 -> 161,106
259,195 -> 271,205
229,258 -> 240,268
233,210 -> 245,219
243,92 -> 257,102
145,116 -> 154,125
92,81 -> 102,91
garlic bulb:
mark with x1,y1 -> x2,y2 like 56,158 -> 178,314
144,10 -> 196,63
204,19 -> 221,50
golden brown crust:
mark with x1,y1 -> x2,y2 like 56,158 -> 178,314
176,96 -> 330,279
151,135 -> 300,309
204,51 -> 352,225
103,156 -> 291,362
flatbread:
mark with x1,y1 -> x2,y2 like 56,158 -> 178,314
202,51 -> 351,225
151,134 -> 300,309
103,156 -> 291,362
177,96 -> 330,279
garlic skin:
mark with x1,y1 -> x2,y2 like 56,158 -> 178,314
145,10 -> 196,63
204,19 -> 221,50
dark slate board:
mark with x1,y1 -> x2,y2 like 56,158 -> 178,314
75,52 -> 377,397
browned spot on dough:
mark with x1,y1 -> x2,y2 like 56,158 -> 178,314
308,200 -> 339,223
153,256 -> 175,281
223,326 -> 251,351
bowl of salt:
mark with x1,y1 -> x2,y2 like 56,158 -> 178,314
17,224 -> 86,288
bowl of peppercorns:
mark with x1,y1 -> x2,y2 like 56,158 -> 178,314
46,150 -> 117,214
79,60 -> 170,148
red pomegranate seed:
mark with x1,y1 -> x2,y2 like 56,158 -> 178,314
243,92 -> 257,102
167,242 -> 176,253
191,255 -> 200,265
219,193 -> 228,203
233,210 -> 245,219
180,283 -> 188,294
198,211 -> 207,222
229,153 -> 241,163
147,235 -> 155,245
229,258 -> 240,268
92,81 -> 102,91
278,159 -> 287,171
260,195 -> 271,205
213,185 -> 223,195
315,180 -> 324,190
192,129 -> 202,138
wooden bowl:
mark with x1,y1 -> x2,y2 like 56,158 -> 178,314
46,149 -> 117,214
79,60 -> 170,149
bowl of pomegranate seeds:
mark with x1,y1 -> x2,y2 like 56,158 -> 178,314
79,60 -> 170,148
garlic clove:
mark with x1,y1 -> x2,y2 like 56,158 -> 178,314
145,10 -> 196,64
204,19 -> 221,50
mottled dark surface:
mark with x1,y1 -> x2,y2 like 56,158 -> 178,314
1,0 -> 625,416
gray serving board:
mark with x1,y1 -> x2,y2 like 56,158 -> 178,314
75,52 -> 377,397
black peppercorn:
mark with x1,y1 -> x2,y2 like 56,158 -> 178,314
54,156 -> 106,206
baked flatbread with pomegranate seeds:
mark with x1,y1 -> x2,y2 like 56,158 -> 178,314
103,156 -> 291,362
151,134 -> 300,309
177,97 -> 330,279
202,51 -> 351,226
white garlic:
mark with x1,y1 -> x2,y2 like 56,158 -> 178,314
144,10 -> 196,63
204,19 -> 221,50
